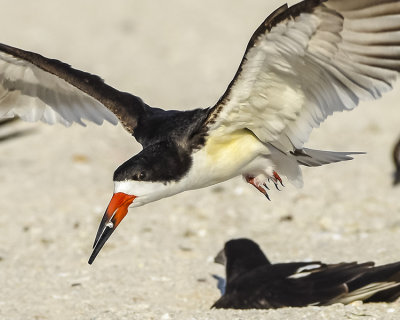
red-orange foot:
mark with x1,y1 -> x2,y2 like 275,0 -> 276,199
272,171 -> 284,190
245,176 -> 271,201
244,171 -> 285,200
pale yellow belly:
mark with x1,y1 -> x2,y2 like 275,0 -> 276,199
191,129 -> 267,185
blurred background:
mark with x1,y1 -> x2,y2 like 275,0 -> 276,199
0,1 -> 399,319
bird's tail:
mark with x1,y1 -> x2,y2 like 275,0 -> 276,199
331,261 -> 400,305
267,145 -> 364,189
293,148 -> 365,167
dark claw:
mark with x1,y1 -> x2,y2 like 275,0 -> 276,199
273,171 -> 284,187
265,192 -> 271,201
263,183 -> 270,190
274,183 -> 280,191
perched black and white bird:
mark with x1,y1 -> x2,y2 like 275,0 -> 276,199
212,238 -> 400,309
393,138 -> 400,185
0,0 -> 399,264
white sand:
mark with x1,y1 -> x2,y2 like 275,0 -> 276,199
0,1 -> 400,319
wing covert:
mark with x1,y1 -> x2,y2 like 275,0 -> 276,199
206,0 -> 400,150
0,43 -> 148,134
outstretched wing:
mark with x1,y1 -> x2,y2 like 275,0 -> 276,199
206,0 -> 400,150
0,43 -> 150,133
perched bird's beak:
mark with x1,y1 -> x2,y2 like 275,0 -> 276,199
88,192 -> 136,264
214,249 -> 227,266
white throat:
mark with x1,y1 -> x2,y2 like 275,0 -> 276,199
114,179 -> 187,207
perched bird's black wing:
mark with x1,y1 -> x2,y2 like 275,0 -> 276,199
214,260 -> 400,309
213,239 -> 400,309
345,261 -> 400,303
204,0 -> 400,152
0,43 -> 152,137
212,261 -> 327,309
213,262 -> 381,309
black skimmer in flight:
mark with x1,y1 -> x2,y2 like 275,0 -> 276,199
212,238 -> 400,309
393,138 -> 400,185
0,0 -> 399,264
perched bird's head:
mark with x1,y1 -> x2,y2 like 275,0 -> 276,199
215,238 -> 271,282
88,141 -> 192,264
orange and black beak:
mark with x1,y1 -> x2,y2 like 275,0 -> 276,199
88,192 -> 136,264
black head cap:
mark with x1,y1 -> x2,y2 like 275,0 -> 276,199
113,140 -> 192,183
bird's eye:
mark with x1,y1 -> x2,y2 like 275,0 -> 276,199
138,172 -> 146,180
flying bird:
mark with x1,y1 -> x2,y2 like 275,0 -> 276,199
212,238 -> 400,309
393,138 -> 400,185
0,0 -> 399,264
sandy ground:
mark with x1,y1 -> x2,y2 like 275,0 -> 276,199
0,1 -> 400,319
